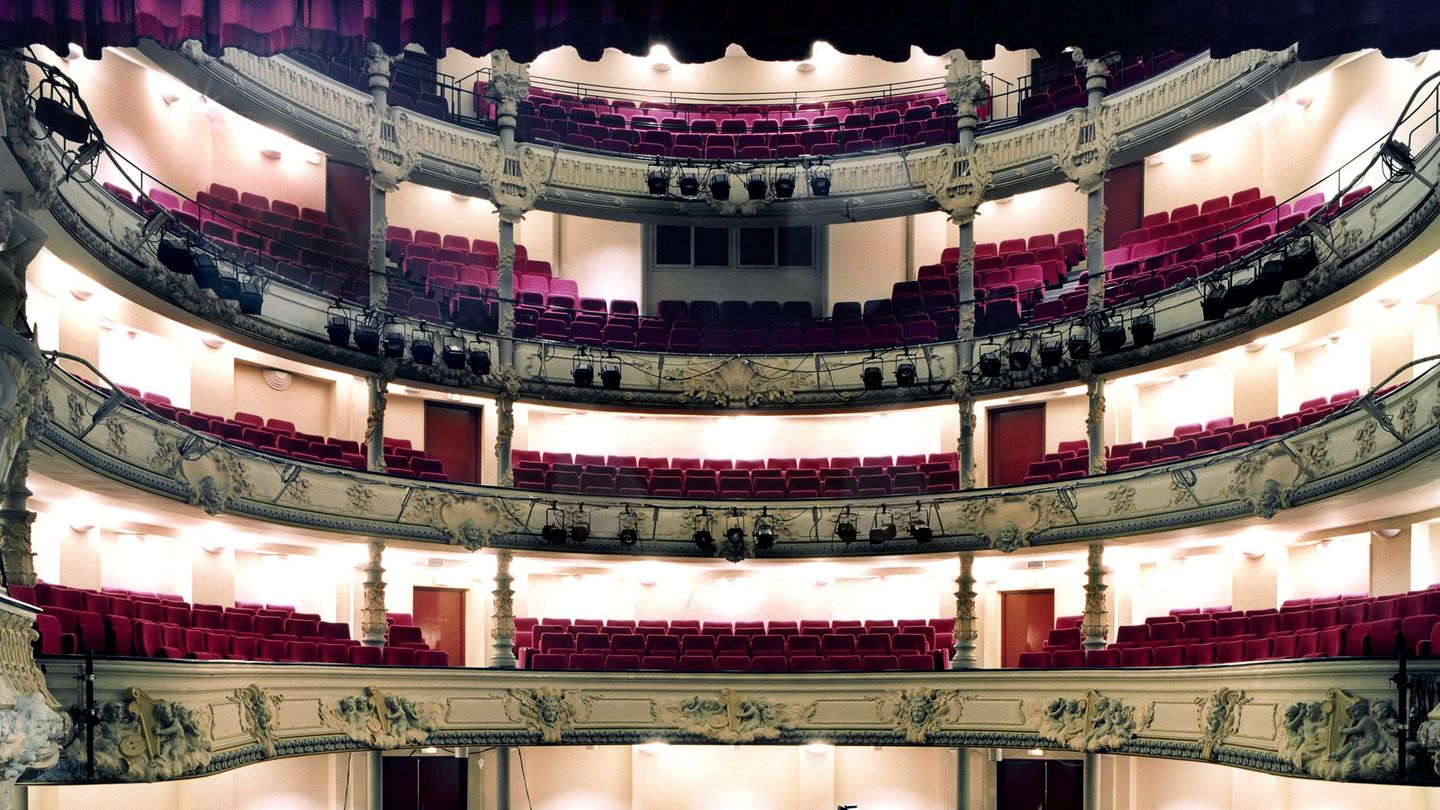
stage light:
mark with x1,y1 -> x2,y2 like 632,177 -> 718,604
724,523 -> 746,563
1098,323 -> 1126,352
541,505 -> 568,544
1129,314 -> 1155,346
978,351 -> 1001,377
862,364 -> 884,390
646,164 -> 670,195
1281,240 -> 1318,280
354,320 -> 381,354
32,96 -> 92,143
677,168 -> 700,197
894,359 -> 916,387
600,358 -> 622,390
773,170 -> 796,199
325,304 -> 352,348
1379,139 -> 1419,176
835,510 -> 858,543
569,509 -> 590,543
1067,334 -> 1091,361
1224,279 -> 1256,310
618,508 -> 641,546
467,338 -> 492,376
807,161 -> 832,197
746,170 -> 768,200
1039,339 -> 1063,367
754,510 -> 776,550
1008,348 -> 1031,372
213,266 -> 243,302
238,270 -> 265,315
693,528 -> 716,554
908,512 -> 933,543
191,251 -> 221,290
382,320 -> 406,359
709,171 -> 731,200
1201,286 -> 1228,320
869,509 -> 897,545
572,362 -> 593,387
441,333 -> 467,370
157,239 -> 195,274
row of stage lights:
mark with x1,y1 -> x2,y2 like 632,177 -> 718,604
322,303 -> 493,375
645,159 -> 832,200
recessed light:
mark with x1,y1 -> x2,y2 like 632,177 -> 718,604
1243,339 -> 1267,353
69,287 -> 94,301
160,91 -> 180,106
796,62 -> 816,73
260,148 -> 283,160
1189,151 -> 1211,162
201,334 -> 226,349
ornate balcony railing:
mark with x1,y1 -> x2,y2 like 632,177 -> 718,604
140,43 -> 1307,224
29,347 -> 1440,559
27,656 -> 1438,787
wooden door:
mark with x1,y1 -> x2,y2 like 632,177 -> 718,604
413,585 -> 467,666
997,759 -> 1083,810
423,401 -> 482,484
1001,588 -> 1055,668
988,403 -> 1046,487
383,756 -> 466,809
1103,161 -> 1145,251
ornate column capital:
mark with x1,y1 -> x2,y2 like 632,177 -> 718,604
911,145 -> 992,224
364,42 -> 394,95
485,51 -> 532,114
944,51 -> 986,127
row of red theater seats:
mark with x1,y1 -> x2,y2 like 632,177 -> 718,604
516,619 -> 953,652
511,452 -> 960,498
529,119 -> 955,160
528,651 -> 940,672
90,381 -> 450,482
1021,389 -> 1369,484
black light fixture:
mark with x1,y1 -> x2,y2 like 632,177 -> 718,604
746,170 -> 768,201
1253,258 -> 1285,297
978,351 -> 1001,377
1008,346 -> 1031,372
572,348 -> 594,387
541,504 -> 568,544
646,163 -> 670,195
1281,239 -> 1318,280
1201,286 -> 1229,320
693,510 -> 716,554
677,167 -> 701,197
1067,333 -> 1092,361
709,169 -> 731,200
238,268 -> 265,315
835,509 -> 858,543
894,356 -> 917,387
600,355 -> 622,390
772,168 -> 796,199
1098,322 -> 1126,352
569,508 -> 590,543
157,239 -> 195,275
1039,338 -> 1064,368
192,250 -> 221,290
1379,138 -> 1419,177
908,508 -> 933,543
862,363 -> 884,390
1224,278 -> 1256,310
441,332 -> 467,370
32,95 -> 93,144
213,264 -> 243,302
410,324 -> 435,365
354,316 -> 381,355
1130,313 -> 1156,347
807,160 -> 832,197
869,508 -> 897,545
753,509 -> 776,550
325,302 -> 353,348
617,507 -> 641,546
723,511 -> 747,562
467,336 -> 492,376
382,318 -> 406,359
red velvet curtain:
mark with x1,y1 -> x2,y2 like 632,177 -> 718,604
3,1 -> 1439,62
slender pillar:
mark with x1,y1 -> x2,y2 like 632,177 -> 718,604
496,214 -> 518,362
945,50 -> 984,369
367,750 -> 383,810
361,540 -> 387,648
364,375 -> 388,473
1083,752 -> 1101,810
494,745 -> 512,810
490,550 -> 517,668
494,393 -> 515,486
0,448 -> 37,589
1084,370 -> 1106,475
1082,57 -> 1109,313
955,748 -> 972,810
952,552 -> 978,669
956,393 -> 977,490
364,44 -> 394,310
486,53 -> 530,364
1081,543 -> 1109,651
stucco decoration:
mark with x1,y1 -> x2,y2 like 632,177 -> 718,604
1195,688 -> 1252,760
664,689 -> 815,743
1054,106 -> 1117,195
0,691 -> 65,787
228,684 -> 282,758
479,142 -> 556,222
1027,691 -> 1147,752
872,689 -> 965,743
1279,689 -> 1411,780
401,491 -> 524,550
912,143 -> 994,224
1220,445 -> 1303,520
1413,699 -> 1440,776
1104,485 -> 1136,515
965,491 -> 1075,553
503,688 -> 593,744
50,689 -> 212,782
320,687 -> 444,749
177,446 -> 252,517
671,357 -> 798,409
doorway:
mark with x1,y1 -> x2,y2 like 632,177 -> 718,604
413,585 -> 467,666
997,758 -> 1084,810
987,403 -> 1046,487
423,401 -> 483,483
383,755 -> 466,809
1001,588 -> 1055,668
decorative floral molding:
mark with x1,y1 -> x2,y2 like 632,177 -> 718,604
664,689 -> 815,743
872,689 -> 966,743
503,688 -> 592,744
319,687 -> 445,749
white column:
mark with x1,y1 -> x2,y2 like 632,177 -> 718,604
494,393 -> 515,486
955,748 -> 972,810
1085,370 -> 1106,475
952,552 -> 978,669
361,540 -> 387,648
364,375 -> 387,473
1083,752 -> 1101,810
490,550 -> 517,668
0,447 -> 37,589
957,395 -> 977,490
486,52 -> 529,365
496,214 -> 518,362
494,745 -> 512,810
367,750 -> 383,810
1081,57 -> 1110,314
364,44 -> 393,310
1081,543 -> 1109,651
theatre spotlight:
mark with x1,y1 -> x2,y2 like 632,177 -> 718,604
646,163 -> 670,195
723,511 -> 747,562
467,337 -> 492,376
1039,338 -> 1064,368
191,250 -> 221,290
753,509 -> 776,550
1130,313 -> 1156,347
978,351 -> 1001,377
157,239 -> 195,275
772,168 -> 796,199
441,332 -> 467,370
617,507 -> 641,546
541,504 -> 568,544
835,509 -> 858,543
572,350 -> 594,387
1201,286 -> 1229,320
1224,277 -> 1256,310
1281,239 -> 1319,280
410,324 -> 435,365
600,355 -> 622,390
1067,333 -> 1092,361
325,303 -> 353,348
1098,322 -> 1126,352
709,169 -> 731,200
869,508 -> 897,545
238,268 -> 266,315
354,317 -> 381,355
907,509 -> 933,543
1379,138 -> 1419,178
862,363 -> 884,390
213,264 -> 243,302
32,95 -> 93,144
1008,346 -> 1031,372
693,510 -> 716,554
894,357 -> 917,387
569,508 -> 590,543
1252,258 -> 1285,297
677,167 -> 701,197
807,160 -> 832,197
382,318 -> 406,359
746,170 -> 768,201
